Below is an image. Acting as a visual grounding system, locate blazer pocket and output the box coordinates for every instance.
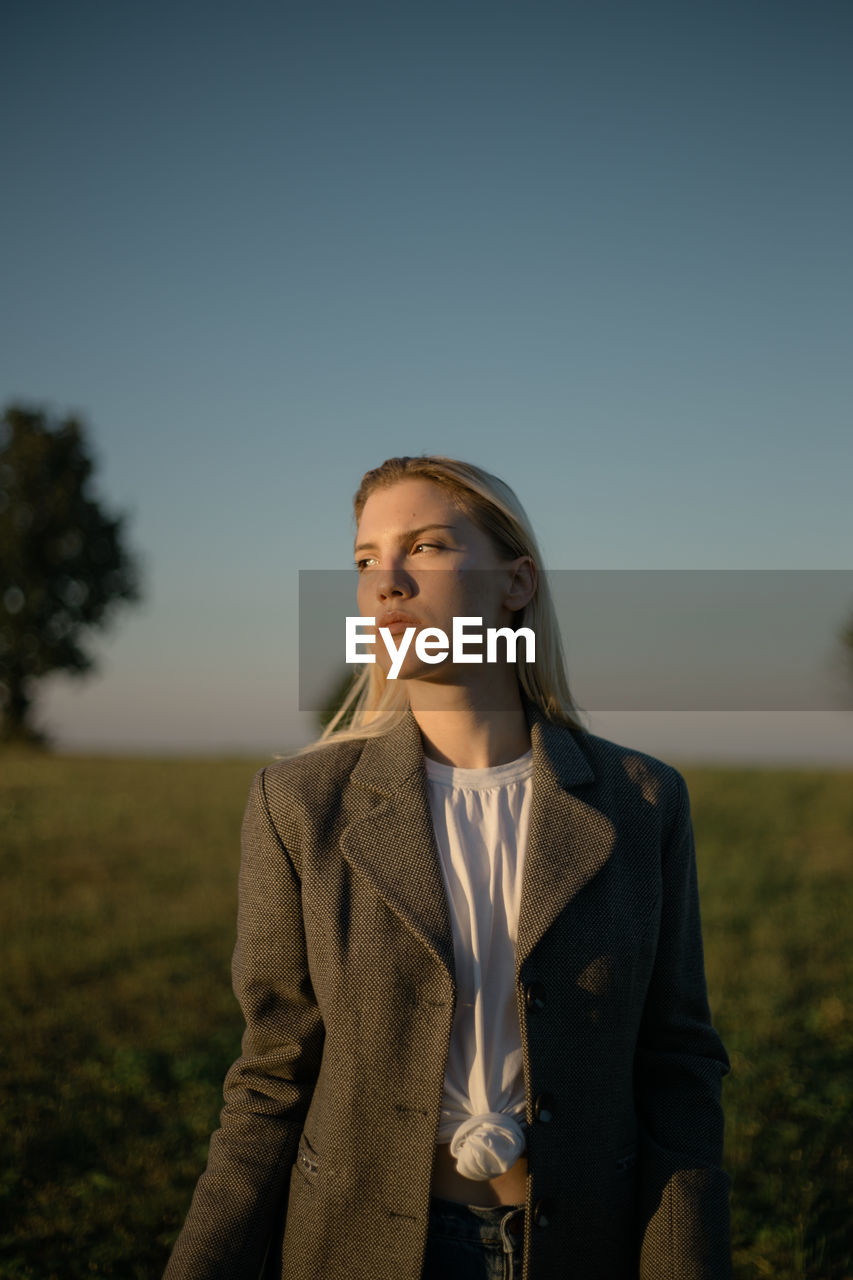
[612,1142,639,1176]
[294,1131,321,1186]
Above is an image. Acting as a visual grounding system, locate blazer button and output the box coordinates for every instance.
[534,1092,555,1123]
[525,981,546,1011]
[532,1197,555,1228]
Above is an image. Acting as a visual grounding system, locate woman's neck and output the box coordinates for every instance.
[409,682,531,769]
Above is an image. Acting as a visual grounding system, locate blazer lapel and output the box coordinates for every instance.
[515,701,604,970]
[340,705,456,979]
[339,690,602,987]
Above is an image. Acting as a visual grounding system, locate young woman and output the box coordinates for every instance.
[163,455,732,1280]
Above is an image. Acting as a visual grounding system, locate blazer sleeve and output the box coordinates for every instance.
[163,766,325,1280]
[634,770,733,1280]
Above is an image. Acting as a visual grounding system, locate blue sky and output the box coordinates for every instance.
[3,0,852,761]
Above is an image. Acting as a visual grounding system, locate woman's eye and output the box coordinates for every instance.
[353,544,443,571]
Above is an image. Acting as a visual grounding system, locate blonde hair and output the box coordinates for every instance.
[292,454,589,756]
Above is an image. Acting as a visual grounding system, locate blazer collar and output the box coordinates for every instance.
[348,689,594,796]
[340,690,603,982]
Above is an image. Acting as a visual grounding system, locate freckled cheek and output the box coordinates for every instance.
[425,588,471,632]
[454,583,493,621]
[355,584,380,622]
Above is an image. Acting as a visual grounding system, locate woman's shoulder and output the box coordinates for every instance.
[577,726,683,776]
[242,737,369,853]
[571,726,686,815]
[254,736,367,800]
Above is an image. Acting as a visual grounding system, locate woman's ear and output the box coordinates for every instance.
[504,557,536,613]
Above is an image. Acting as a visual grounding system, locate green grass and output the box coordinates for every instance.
[0,751,851,1278]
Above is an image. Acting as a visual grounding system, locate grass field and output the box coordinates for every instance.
[1,749,851,1279]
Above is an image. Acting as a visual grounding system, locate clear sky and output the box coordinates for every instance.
[3,0,852,763]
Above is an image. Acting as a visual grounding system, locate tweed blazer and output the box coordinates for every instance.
[163,692,732,1280]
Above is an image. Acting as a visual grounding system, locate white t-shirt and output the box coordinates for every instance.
[423,746,534,1180]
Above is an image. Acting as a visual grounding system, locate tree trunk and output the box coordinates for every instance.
[1,671,45,745]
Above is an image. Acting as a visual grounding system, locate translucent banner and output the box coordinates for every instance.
[298,569,853,713]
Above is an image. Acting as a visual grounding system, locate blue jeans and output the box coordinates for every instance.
[421,1196,526,1280]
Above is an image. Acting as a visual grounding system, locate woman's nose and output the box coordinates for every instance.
[373,568,413,601]
[373,578,409,601]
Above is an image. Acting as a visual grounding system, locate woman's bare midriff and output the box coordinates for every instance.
[430,1142,528,1206]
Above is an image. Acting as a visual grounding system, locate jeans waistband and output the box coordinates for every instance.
[428,1195,526,1245]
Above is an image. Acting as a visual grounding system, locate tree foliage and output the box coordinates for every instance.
[0,403,143,744]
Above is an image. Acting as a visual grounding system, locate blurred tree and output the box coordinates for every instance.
[0,404,143,745]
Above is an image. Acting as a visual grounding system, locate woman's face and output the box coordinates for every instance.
[354,477,534,685]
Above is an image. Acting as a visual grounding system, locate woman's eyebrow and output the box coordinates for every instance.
[354,523,459,554]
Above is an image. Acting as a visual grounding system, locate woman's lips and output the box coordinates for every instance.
[380,619,417,636]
